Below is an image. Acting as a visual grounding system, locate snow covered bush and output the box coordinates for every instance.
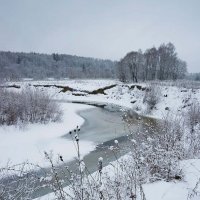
[187,100,200,133]
[147,114,184,181]
[185,100,200,158]
[143,84,161,113]
[43,137,147,200]
[0,162,40,200]
[0,88,62,125]
[126,113,184,183]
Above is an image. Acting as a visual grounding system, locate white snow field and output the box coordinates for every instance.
[9,79,200,119]
[2,79,200,200]
[0,103,94,167]
[143,159,200,200]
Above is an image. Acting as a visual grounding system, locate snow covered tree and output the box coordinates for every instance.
[118,42,187,82]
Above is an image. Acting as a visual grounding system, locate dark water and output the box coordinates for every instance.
[31,102,159,199]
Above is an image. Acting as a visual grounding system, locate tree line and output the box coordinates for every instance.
[0,42,188,81]
[0,51,117,80]
[187,73,200,81]
[118,42,187,82]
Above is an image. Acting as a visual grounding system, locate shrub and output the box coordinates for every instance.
[143,84,161,112]
[187,101,200,132]
[148,114,184,181]
[0,88,62,125]
[185,101,200,158]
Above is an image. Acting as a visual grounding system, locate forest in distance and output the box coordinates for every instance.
[1,42,199,82]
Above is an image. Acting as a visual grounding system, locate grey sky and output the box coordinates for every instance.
[0,0,199,72]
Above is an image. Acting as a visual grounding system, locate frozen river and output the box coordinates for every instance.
[33,102,158,199]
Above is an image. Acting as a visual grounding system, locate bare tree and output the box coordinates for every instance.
[144,47,159,80]
[118,43,187,82]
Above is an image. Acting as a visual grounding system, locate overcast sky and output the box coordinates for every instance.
[0,0,199,72]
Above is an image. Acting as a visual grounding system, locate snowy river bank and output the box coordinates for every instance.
[33,102,158,198]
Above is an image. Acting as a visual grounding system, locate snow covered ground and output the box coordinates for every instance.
[35,157,200,200]
[143,159,200,200]
[0,103,94,167]
[2,79,200,200]
[10,79,200,119]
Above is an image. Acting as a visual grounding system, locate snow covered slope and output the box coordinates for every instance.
[9,79,200,119]
[0,103,94,167]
